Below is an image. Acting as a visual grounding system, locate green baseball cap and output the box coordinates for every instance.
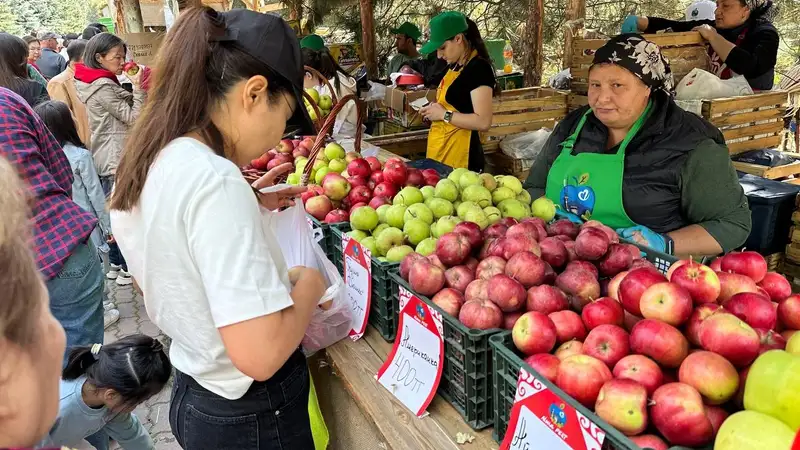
[300,34,325,51]
[420,11,469,55]
[390,22,422,41]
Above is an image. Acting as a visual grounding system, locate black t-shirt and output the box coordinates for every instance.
[442,57,496,172]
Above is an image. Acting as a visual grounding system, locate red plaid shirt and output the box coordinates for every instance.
[0,88,97,279]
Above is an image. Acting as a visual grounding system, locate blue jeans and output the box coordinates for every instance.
[169,350,314,450]
[100,175,127,271]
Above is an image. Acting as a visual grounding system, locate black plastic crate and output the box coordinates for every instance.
[626,240,679,276]
[390,271,501,430]
[738,173,800,255]
[406,158,454,178]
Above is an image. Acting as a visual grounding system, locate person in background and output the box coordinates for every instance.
[420,12,496,171]
[622,0,778,90]
[89,22,110,33]
[38,335,171,450]
[82,25,102,40]
[36,31,68,79]
[0,33,50,106]
[33,100,119,328]
[60,32,80,60]
[0,154,67,448]
[48,39,92,148]
[0,87,103,360]
[76,32,145,287]
[387,22,422,75]
[110,8,324,448]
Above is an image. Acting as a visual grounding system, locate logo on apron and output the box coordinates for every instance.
[559,173,596,220]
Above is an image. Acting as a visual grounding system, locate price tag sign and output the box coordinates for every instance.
[376,286,444,417]
[501,368,605,450]
[342,234,371,340]
[306,217,324,244]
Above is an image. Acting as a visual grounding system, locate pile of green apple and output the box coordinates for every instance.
[305,88,333,121]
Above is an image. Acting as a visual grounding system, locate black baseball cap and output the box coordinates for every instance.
[216,9,314,136]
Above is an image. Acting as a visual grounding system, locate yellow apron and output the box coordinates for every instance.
[426,51,478,169]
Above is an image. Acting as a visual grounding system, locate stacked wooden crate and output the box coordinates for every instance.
[782,198,800,286]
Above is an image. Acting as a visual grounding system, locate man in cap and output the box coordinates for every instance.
[387,22,422,75]
[36,31,67,79]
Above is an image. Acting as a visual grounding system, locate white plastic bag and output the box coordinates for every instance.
[676,68,753,101]
[267,200,352,354]
[499,129,553,161]
[363,81,387,102]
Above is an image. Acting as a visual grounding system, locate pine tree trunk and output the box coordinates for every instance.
[114,0,144,33]
[523,0,543,86]
[562,0,585,69]
[359,0,377,79]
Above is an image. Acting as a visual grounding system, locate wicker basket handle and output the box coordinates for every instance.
[303,65,339,105]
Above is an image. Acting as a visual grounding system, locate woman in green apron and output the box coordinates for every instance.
[523,34,751,257]
[419,12,496,171]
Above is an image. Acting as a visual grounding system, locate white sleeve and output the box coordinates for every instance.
[184,168,294,328]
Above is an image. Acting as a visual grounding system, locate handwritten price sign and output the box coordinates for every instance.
[376,287,444,417]
[342,234,371,340]
[501,368,606,450]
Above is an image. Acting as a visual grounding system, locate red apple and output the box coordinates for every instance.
[483,223,508,239]
[405,168,424,187]
[526,285,569,315]
[344,151,360,164]
[347,158,371,178]
[426,254,446,271]
[305,195,333,220]
[539,237,568,269]
[565,260,599,279]
[368,196,390,209]
[629,435,668,450]
[639,282,693,327]
[542,263,557,285]
[755,328,786,353]
[348,185,372,205]
[597,243,633,277]
[778,294,800,329]
[503,311,524,330]
[464,279,489,302]
[459,299,503,330]
[400,252,425,280]
[382,159,408,186]
[421,169,440,186]
[678,350,739,405]
[464,257,479,273]
[650,383,714,447]
[499,217,518,228]
[563,240,578,262]
[583,324,629,368]
[670,262,721,305]
[594,379,649,436]
[556,269,601,310]
[507,222,539,240]
[512,311,557,355]
[369,171,384,186]
[505,252,548,288]
[618,268,667,316]
[781,329,798,341]
[758,272,792,302]
[720,250,768,283]
[582,297,625,330]
[453,222,483,249]
[277,138,294,153]
[323,209,349,224]
[475,256,506,281]
[723,292,777,329]
[435,232,471,266]
[488,274,527,312]
[698,312,760,367]
[608,271,628,301]
[266,153,293,170]
[582,221,618,243]
[292,145,310,159]
[480,237,505,259]
[613,355,663,396]
[630,319,689,368]
[300,188,319,205]
[708,257,722,271]
[372,182,398,199]
[365,156,381,172]
[432,288,465,318]
[555,354,613,407]
[554,340,584,360]
[502,234,541,260]
[665,259,690,281]
[629,258,660,274]
[444,265,474,293]
[322,173,351,201]
[734,366,749,407]
[574,227,610,261]
[685,304,723,346]
[704,405,728,437]
[548,310,587,344]
[408,260,446,296]
[548,219,579,239]
[347,176,369,189]
[524,353,560,383]
[717,271,760,303]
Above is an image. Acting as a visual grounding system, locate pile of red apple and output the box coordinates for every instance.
[397,217,800,448]
[247,137,316,172]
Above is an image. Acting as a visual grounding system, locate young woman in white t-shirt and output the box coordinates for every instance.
[108,8,326,449]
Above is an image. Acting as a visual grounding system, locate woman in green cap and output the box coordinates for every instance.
[420,12,496,171]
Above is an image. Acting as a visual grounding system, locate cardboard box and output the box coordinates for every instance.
[120,32,164,66]
[384,87,437,128]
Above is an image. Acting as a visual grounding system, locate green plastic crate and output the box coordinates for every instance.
[306,215,349,262]
[390,271,501,430]
[491,332,706,449]
[330,223,401,342]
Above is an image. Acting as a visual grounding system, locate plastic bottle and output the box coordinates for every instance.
[503,40,513,74]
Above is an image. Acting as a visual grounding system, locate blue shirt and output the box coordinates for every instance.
[62,143,110,253]
[38,377,154,450]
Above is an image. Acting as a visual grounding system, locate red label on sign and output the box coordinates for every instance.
[343,234,371,340]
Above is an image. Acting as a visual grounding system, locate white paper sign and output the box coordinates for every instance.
[509,405,570,450]
[343,235,371,339]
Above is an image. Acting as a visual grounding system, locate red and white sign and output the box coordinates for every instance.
[376,286,444,417]
[501,368,606,450]
[342,234,371,340]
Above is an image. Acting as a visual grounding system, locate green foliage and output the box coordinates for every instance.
[0,0,22,34]
[3,0,104,36]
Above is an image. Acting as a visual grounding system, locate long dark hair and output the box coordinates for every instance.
[63,334,172,410]
[0,33,31,92]
[83,33,127,70]
[34,101,86,148]
[110,7,295,211]
[451,18,498,95]
[302,47,350,93]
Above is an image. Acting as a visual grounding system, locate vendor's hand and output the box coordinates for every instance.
[420,102,446,122]
[693,24,717,41]
[621,15,640,34]
[251,162,308,210]
[555,210,584,224]
[617,225,670,254]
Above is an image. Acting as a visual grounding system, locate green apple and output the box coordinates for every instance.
[314,167,331,184]
[447,168,468,185]
[404,203,434,225]
[433,215,460,238]
[376,227,404,256]
[319,94,333,110]
[294,156,308,170]
[416,237,438,256]
[453,200,461,211]
[427,198,454,219]
[286,173,301,185]
[385,204,407,228]
[312,159,327,171]
[347,230,369,242]
[463,208,489,229]
[305,88,321,103]
[393,186,424,206]
[421,185,435,201]
[498,175,523,194]
[434,179,459,202]
[324,142,346,161]
[461,185,493,208]
[498,198,529,220]
[459,171,483,190]
[484,206,502,224]
[404,218,431,245]
[492,186,516,205]
[516,189,532,205]
[376,204,391,224]
[328,158,346,174]
[373,223,390,238]
[457,201,481,219]
[350,206,379,231]
[531,196,556,221]
[361,236,378,256]
[480,173,498,191]
[386,245,415,262]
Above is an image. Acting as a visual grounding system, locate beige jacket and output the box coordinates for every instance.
[75,77,145,177]
[47,66,91,149]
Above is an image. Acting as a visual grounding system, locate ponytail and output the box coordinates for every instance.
[301,47,349,93]
[463,18,499,96]
[63,345,100,379]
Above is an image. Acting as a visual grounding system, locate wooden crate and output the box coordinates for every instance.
[766,252,785,272]
[703,91,787,155]
[570,32,709,95]
[485,151,531,181]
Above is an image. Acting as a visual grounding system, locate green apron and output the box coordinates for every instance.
[544,102,652,229]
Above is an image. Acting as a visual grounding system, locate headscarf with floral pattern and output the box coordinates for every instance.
[745,0,778,23]
[591,34,674,94]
